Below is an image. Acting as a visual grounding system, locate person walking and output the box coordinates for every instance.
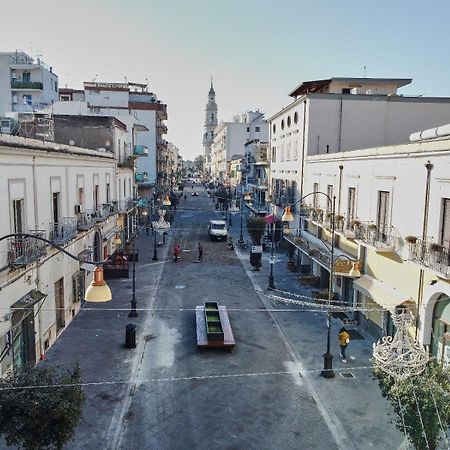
[197,242,203,262]
[338,327,350,362]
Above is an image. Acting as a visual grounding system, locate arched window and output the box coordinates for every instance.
[210,113,214,122]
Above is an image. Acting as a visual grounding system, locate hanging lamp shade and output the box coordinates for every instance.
[114,234,122,246]
[162,195,171,206]
[348,262,361,278]
[282,206,294,222]
[243,192,252,202]
[84,267,112,302]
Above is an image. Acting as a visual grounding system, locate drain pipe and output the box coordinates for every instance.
[416,160,433,339]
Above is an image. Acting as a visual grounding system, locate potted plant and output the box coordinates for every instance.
[351,219,361,229]
[429,242,443,252]
[368,224,378,231]
[404,235,417,245]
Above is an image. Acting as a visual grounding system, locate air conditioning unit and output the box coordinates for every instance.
[74,204,85,214]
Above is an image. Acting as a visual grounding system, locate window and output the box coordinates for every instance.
[377,191,390,239]
[23,95,32,105]
[272,124,276,133]
[294,112,298,124]
[347,188,356,226]
[440,198,450,248]
[94,185,99,211]
[292,141,298,160]
[210,131,213,138]
[280,144,284,162]
[106,183,110,203]
[342,88,351,94]
[246,127,250,132]
[281,119,285,130]
[12,199,24,234]
[313,183,319,208]
[326,185,333,213]
[22,72,30,82]
[255,127,260,132]
[52,193,60,224]
[210,113,214,122]
[271,147,276,162]
[286,142,291,161]
[287,116,291,127]
[78,188,84,206]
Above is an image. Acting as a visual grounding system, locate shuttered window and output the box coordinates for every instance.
[327,185,333,213]
[347,188,356,226]
[313,183,319,208]
[441,198,450,248]
[377,191,390,237]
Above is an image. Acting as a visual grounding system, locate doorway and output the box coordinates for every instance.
[55,278,65,332]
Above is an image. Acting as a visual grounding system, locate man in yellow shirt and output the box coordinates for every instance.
[338,327,350,362]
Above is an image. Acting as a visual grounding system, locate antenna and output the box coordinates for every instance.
[124,75,128,84]
[363,65,367,78]
[92,74,98,82]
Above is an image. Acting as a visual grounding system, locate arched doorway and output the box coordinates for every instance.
[93,231,102,262]
[431,294,450,363]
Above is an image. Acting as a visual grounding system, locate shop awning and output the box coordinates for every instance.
[353,275,412,311]
[11,290,47,324]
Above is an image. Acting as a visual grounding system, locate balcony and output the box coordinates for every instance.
[135,172,149,183]
[118,198,134,213]
[76,211,97,231]
[133,145,148,157]
[407,238,450,278]
[354,223,401,253]
[11,81,43,90]
[117,157,134,169]
[7,230,47,267]
[49,218,77,244]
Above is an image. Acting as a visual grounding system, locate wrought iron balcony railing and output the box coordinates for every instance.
[407,238,450,278]
[8,230,47,267]
[76,211,97,231]
[49,218,77,244]
[11,81,43,90]
[133,145,148,157]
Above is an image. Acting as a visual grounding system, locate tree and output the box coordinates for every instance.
[194,155,204,172]
[0,363,85,450]
[374,360,450,450]
[246,216,266,271]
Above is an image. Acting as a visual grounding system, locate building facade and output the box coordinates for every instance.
[210,111,268,181]
[285,126,450,362]
[0,51,58,115]
[0,135,120,376]
[268,77,450,224]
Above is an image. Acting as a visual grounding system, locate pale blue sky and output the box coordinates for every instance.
[2,0,450,159]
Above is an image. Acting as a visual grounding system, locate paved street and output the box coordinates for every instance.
[15,183,404,450]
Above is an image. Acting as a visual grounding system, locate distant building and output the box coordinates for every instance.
[210,111,268,182]
[0,51,58,115]
[202,78,218,175]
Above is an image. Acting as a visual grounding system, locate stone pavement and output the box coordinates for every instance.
[227,219,405,449]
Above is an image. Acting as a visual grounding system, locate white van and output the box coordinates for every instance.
[208,220,228,241]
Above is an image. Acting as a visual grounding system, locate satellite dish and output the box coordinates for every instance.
[105,141,111,147]
[69,139,75,146]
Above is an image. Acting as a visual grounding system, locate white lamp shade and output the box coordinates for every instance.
[162,195,171,206]
[282,206,294,222]
[84,267,112,302]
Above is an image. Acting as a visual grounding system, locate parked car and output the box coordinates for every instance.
[191,192,199,196]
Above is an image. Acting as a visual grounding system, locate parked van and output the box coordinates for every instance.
[208,220,228,241]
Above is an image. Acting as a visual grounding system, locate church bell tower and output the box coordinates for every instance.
[203,77,218,174]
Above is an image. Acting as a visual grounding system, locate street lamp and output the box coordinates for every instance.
[282,192,340,378]
[1,233,112,302]
[151,209,171,261]
[264,211,278,289]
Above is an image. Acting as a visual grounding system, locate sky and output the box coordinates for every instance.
[2,0,450,160]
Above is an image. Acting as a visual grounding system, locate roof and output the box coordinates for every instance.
[288,77,412,98]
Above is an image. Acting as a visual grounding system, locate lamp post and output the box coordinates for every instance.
[1,233,112,302]
[240,191,252,245]
[266,208,277,290]
[282,192,338,378]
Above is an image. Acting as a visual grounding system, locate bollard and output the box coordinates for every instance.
[125,323,137,349]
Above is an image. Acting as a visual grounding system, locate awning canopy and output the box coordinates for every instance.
[11,290,46,310]
[80,262,97,272]
[353,275,412,312]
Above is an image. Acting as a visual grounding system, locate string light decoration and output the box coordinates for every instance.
[373,310,428,380]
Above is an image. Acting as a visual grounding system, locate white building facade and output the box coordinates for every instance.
[0,135,120,376]
[269,77,450,222]
[0,51,58,115]
[210,111,268,182]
